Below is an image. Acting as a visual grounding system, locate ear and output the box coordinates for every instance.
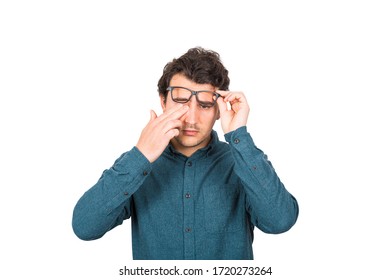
[160,95,166,111]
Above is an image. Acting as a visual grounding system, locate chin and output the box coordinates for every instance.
[175,136,201,148]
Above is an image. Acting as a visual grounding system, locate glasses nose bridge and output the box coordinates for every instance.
[187,89,200,102]
[190,89,199,96]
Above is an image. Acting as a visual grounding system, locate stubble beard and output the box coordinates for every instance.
[174,134,206,148]
[171,130,212,156]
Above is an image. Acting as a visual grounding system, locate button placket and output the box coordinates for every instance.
[183,159,195,259]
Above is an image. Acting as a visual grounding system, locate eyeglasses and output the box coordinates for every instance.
[166,86,220,108]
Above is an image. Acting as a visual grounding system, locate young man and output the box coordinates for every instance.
[72,47,299,260]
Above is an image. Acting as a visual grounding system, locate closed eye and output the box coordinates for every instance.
[198,102,214,109]
[173,98,189,103]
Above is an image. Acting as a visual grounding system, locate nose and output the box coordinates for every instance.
[182,98,198,124]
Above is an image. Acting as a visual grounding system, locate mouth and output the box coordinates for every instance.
[182,129,199,136]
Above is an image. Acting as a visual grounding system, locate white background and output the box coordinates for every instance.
[1,1,389,279]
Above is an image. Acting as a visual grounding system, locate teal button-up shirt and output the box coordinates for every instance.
[72,127,298,259]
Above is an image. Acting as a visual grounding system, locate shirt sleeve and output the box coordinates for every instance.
[72,146,152,240]
[224,126,299,234]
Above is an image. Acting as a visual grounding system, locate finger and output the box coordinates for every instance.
[217,96,228,114]
[150,110,157,121]
[165,128,180,140]
[218,91,237,103]
[162,104,189,122]
[216,90,230,95]
[225,92,247,104]
[223,92,234,102]
[158,103,188,122]
[162,119,183,134]
[216,90,230,98]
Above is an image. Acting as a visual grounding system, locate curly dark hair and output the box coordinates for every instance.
[158,47,230,101]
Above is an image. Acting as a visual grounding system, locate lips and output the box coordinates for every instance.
[183,130,198,136]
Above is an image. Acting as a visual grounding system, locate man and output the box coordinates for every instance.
[72,47,299,260]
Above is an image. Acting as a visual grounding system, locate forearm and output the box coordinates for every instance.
[225,127,299,233]
[72,147,151,240]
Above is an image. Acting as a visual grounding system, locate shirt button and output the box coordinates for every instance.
[234,138,240,144]
[187,161,192,167]
[143,171,148,176]
[185,228,191,233]
[124,192,129,196]
[185,193,191,199]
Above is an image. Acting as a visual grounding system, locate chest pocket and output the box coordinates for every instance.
[202,184,245,233]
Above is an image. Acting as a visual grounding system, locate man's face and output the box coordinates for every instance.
[161,73,220,157]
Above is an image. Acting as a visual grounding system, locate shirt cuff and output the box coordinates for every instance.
[224,126,264,156]
[112,146,152,175]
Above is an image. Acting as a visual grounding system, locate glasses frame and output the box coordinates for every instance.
[166,86,221,108]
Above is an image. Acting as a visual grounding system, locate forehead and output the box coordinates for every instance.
[170,73,215,91]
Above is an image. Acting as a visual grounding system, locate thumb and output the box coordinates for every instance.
[217,97,228,115]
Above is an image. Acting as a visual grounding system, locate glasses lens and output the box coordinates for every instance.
[197,91,217,103]
[171,87,192,103]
